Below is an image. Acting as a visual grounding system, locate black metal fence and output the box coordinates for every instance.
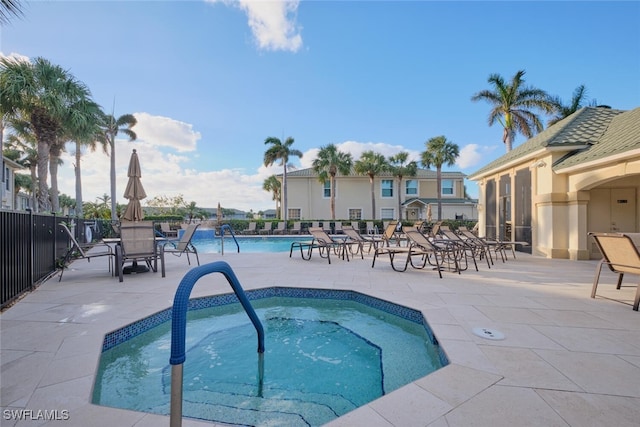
[0,211,110,309]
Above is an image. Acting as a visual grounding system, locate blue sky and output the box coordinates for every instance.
[2,0,639,212]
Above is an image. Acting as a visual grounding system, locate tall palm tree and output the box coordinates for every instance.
[387,152,417,221]
[471,70,557,152]
[312,144,353,220]
[262,175,281,218]
[263,136,302,221]
[421,135,460,221]
[548,85,589,126]
[1,56,97,211]
[100,111,137,221]
[354,150,388,220]
[0,0,23,24]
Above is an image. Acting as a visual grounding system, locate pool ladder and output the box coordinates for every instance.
[169,261,264,427]
[219,223,240,254]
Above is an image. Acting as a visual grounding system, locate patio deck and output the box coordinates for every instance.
[1,249,639,426]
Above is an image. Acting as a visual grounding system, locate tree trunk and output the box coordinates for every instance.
[436,167,442,221]
[397,176,403,220]
[505,129,514,152]
[36,139,51,211]
[369,174,376,220]
[49,144,61,213]
[330,174,336,220]
[30,165,37,212]
[75,141,83,217]
[282,165,288,221]
[109,135,117,221]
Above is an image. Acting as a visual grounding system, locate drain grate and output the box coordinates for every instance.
[472,327,505,340]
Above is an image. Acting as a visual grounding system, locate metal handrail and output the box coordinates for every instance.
[219,223,240,254]
[169,261,264,427]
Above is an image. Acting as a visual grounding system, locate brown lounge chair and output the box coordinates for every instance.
[589,232,640,311]
[308,227,350,263]
[58,223,114,281]
[161,223,200,273]
[372,229,448,276]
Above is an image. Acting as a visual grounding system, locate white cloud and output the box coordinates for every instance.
[300,141,423,168]
[457,143,498,169]
[0,51,30,63]
[209,0,303,52]
[133,112,201,153]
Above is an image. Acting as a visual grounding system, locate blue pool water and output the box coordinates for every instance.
[193,235,311,253]
[93,289,448,426]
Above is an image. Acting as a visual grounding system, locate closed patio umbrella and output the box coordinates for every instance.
[122,149,147,222]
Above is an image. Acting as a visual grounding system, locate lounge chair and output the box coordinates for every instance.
[161,223,200,273]
[334,222,345,234]
[589,232,640,311]
[342,225,378,255]
[243,222,257,235]
[458,226,504,263]
[259,222,273,235]
[366,221,378,235]
[371,229,447,276]
[160,222,178,238]
[58,223,114,281]
[116,221,165,282]
[308,227,350,263]
[438,225,488,270]
[272,221,287,235]
[290,221,302,234]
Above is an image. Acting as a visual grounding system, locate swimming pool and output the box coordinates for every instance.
[93,288,448,426]
[194,235,312,253]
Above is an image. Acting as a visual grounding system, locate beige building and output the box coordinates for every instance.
[1,156,22,211]
[282,168,476,221]
[468,106,640,260]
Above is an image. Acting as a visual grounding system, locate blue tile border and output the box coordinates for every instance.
[100,287,449,366]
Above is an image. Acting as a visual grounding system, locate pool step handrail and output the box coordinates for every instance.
[169,261,264,427]
[219,223,240,254]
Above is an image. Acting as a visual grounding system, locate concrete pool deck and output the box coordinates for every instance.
[1,247,639,426]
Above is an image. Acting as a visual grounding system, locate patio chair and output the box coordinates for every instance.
[58,223,114,282]
[438,225,489,270]
[589,232,640,311]
[161,223,200,274]
[343,225,378,255]
[334,222,345,234]
[160,222,178,238]
[272,221,287,235]
[243,222,257,235]
[371,230,447,275]
[259,222,273,235]
[366,221,378,235]
[116,221,165,282]
[458,226,504,263]
[308,227,350,263]
[290,221,302,234]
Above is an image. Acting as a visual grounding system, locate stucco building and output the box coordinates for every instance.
[281,168,476,221]
[468,106,640,260]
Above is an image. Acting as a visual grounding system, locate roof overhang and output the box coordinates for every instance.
[554,147,640,174]
[468,148,547,181]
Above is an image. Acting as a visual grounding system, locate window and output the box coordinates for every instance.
[288,208,301,220]
[323,181,331,198]
[348,209,362,220]
[381,208,395,219]
[381,180,393,197]
[405,180,417,196]
[5,167,9,191]
[441,179,454,196]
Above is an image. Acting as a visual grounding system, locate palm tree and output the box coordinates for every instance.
[421,136,460,221]
[471,70,557,152]
[263,136,302,221]
[548,85,589,126]
[354,150,388,220]
[387,152,417,221]
[1,56,97,211]
[100,111,137,221]
[312,144,353,220]
[262,175,281,217]
[0,0,23,24]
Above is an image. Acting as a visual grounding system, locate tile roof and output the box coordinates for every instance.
[467,107,636,179]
